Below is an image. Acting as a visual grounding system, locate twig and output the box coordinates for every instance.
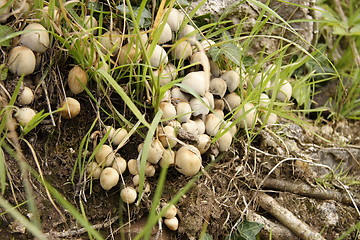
[255,178,360,207]
[256,192,325,240]
[45,215,119,238]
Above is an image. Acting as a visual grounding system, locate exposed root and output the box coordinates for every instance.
[256,178,360,207]
[256,192,325,240]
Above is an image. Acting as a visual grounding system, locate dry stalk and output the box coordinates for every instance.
[256,192,325,240]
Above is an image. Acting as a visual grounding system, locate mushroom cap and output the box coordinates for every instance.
[158,23,173,44]
[99,31,122,55]
[180,71,209,97]
[166,8,184,32]
[120,187,137,204]
[259,93,271,108]
[210,78,227,98]
[112,156,127,174]
[162,203,177,219]
[100,167,119,190]
[176,101,192,123]
[235,102,257,129]
[159,149,175,168]
[189,97,210,117]
[172,41,192,60]
[182,120,199,135]
[171,87,190,103]
[270,79,292,102]
[20,23,50,53]
[216,131,232,152]
[159,125,177,149]
[221,70,240,93]
[84,15,98,34]
[205,113,222,136]
[68,66,88,94]
[164,217,179,231]
[111,128,128,146]
[196,134,211,154]
[87,162,102,179]
[15,107,36,126]
[18,86,34,105]
[224,92,241,111]
[95,144,115,166]
[127,159,139,175]
[118,44,138,65]
[175,145,202,176]
[8,46,36,76]
[193,118,206,135]
[261,111,277,125]
[60,97,81,119]
[149,45,168,68]
[179,25,197,44]
[159,101,176,121]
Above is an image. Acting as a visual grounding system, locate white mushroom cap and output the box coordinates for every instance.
[164,63,178,80]
[111,128,128,146]
[214,99,225,110]
[261,111,278,125]
[87,162,102,179]
[193,118,206,135]
[20,23,50,53]
[224,92,241,111]
[210,78,227,98]
[141,139,164,164]
[84,15,98,34]
[149,45,168,68]
[162,203,177,219]
[176,101,192,123]
[259,93,271,108]
[0,0,11,23]
[270,79,292,102]
[200,39,216,51]
[100,167,119,190]
[112,156,127,174]
[8,46,36,76]
[164,217,179,231]
[216,131,232,152]
[221,70,240,93]
[60,97,81,119]
[182,120,198,135]
[145,162,156,177]
[160,101,177,121]
[154,68,172,86]
[158,23,173,44]
[18,87,34,105]
[190,51,209,67]
[189,97,210,117]
[251,73,271,90]
[205,113,222,136]
[171,87,190,103]
[159,149,175,168]
[118,44,138,65]
[235,103,257,129]
[179,25,197,44]
[159,125,177,148]
[181,71,209,97]
[95,144,115,166]
[175,145,202,176]
[172,41,192,60]
[204,91,215,110]
[15,107,36,126]
[99,31,122,55]
[120,187,137,204]
[166,8,184,32]
[196,134,211,154]
[209,60,221,78]
[127,159,139,175]
[67,65,88,94]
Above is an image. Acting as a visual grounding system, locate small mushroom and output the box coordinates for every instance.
[154,68,171,86]
[145,162,156,177]
[149,45,168,68]
[164,217,179,231]
[60,97,81,119]
[138,139,164,164]
[176,101,192,123]
[166,8,184,32]
[204,91,215,109]
[15,107,36,126]
[221,70,240,93]
[182,120,198,135]
[159,101,176,121]
[171,87,190,103]
[128,159,139,175]
[118,44,138,65]
[111,128,128,147]
[132,174,140,186]
[0,0,11,23]
[270,79,292,102]
[200,39,216,51]
[99,31,122,55]
[18,86,34,105]
[8,46,36,76]
[95,144,115,166]
[235,103,257,129]
[87,162,102,179]
[214,99,225,110]
[120,187,137,204]
[224,92,241,111]
[159,125,177,148]
[162,203,177,219]
[210,78,227,98]
[196,134,211,154]
[175,145,202,176]
[251,73,271,90]
[164,63,178,80]
[83,15,98,34]
[260,111,277,125]
[112,156,127,174]
[100,167,119,190]
[205,113,222,136]
[172,41,192,60]
[158,23,172,44]
[189,97,210,117]
[193,118,205,135]
[259,93,271,108]
[20,23,50,53]
[159,149,175,168]
[216,131,232,152]
[67,65,88,94]
[179,25,197,44]
[181,71,209,97]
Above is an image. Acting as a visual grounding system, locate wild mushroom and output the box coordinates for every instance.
[111,128,128,147]
[159,101,176,121]
[83,15,98,34]
[179,25,197,44]
[112,156,127,174]
[189,97,210,117]
[18,86,34,105]
[176,101,192,123]
[159,149,175,168]
[210,78,227,98]
[180,71,209,97]
[193,118,205,135]
[235,103,257,129]
[159,125,177,148]
[224,92,241,111]
[60,97,81,119]
[164,217,179,231]
[87,162,102,179]
[149,45,168,68]
[196,134,211,154]
[100,167,119,190]
[8,46,36,76]
[162,203,177,219]
[67,65,88,94]
[127,159,139,175]
[182,120,199,135]
[158,23,172,44]
[175,145,202,176]
[205,113,222,136]
[270,79,292,102]
[221,70,240,93]
[171,87,190,103]
[99,31,122,55]
[15,107,36,126]
[216,131,232,152]
[95,144,115,166]
[118,44,138,65]
[166,8,184,32]
[120,187,137,204]
[261,111,277,125]
[20,23,50,53]
[172,41,192,60]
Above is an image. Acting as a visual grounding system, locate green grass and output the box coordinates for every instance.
[1,0,359,239]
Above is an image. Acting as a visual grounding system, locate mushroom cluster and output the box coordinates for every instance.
[161,203,179,231]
